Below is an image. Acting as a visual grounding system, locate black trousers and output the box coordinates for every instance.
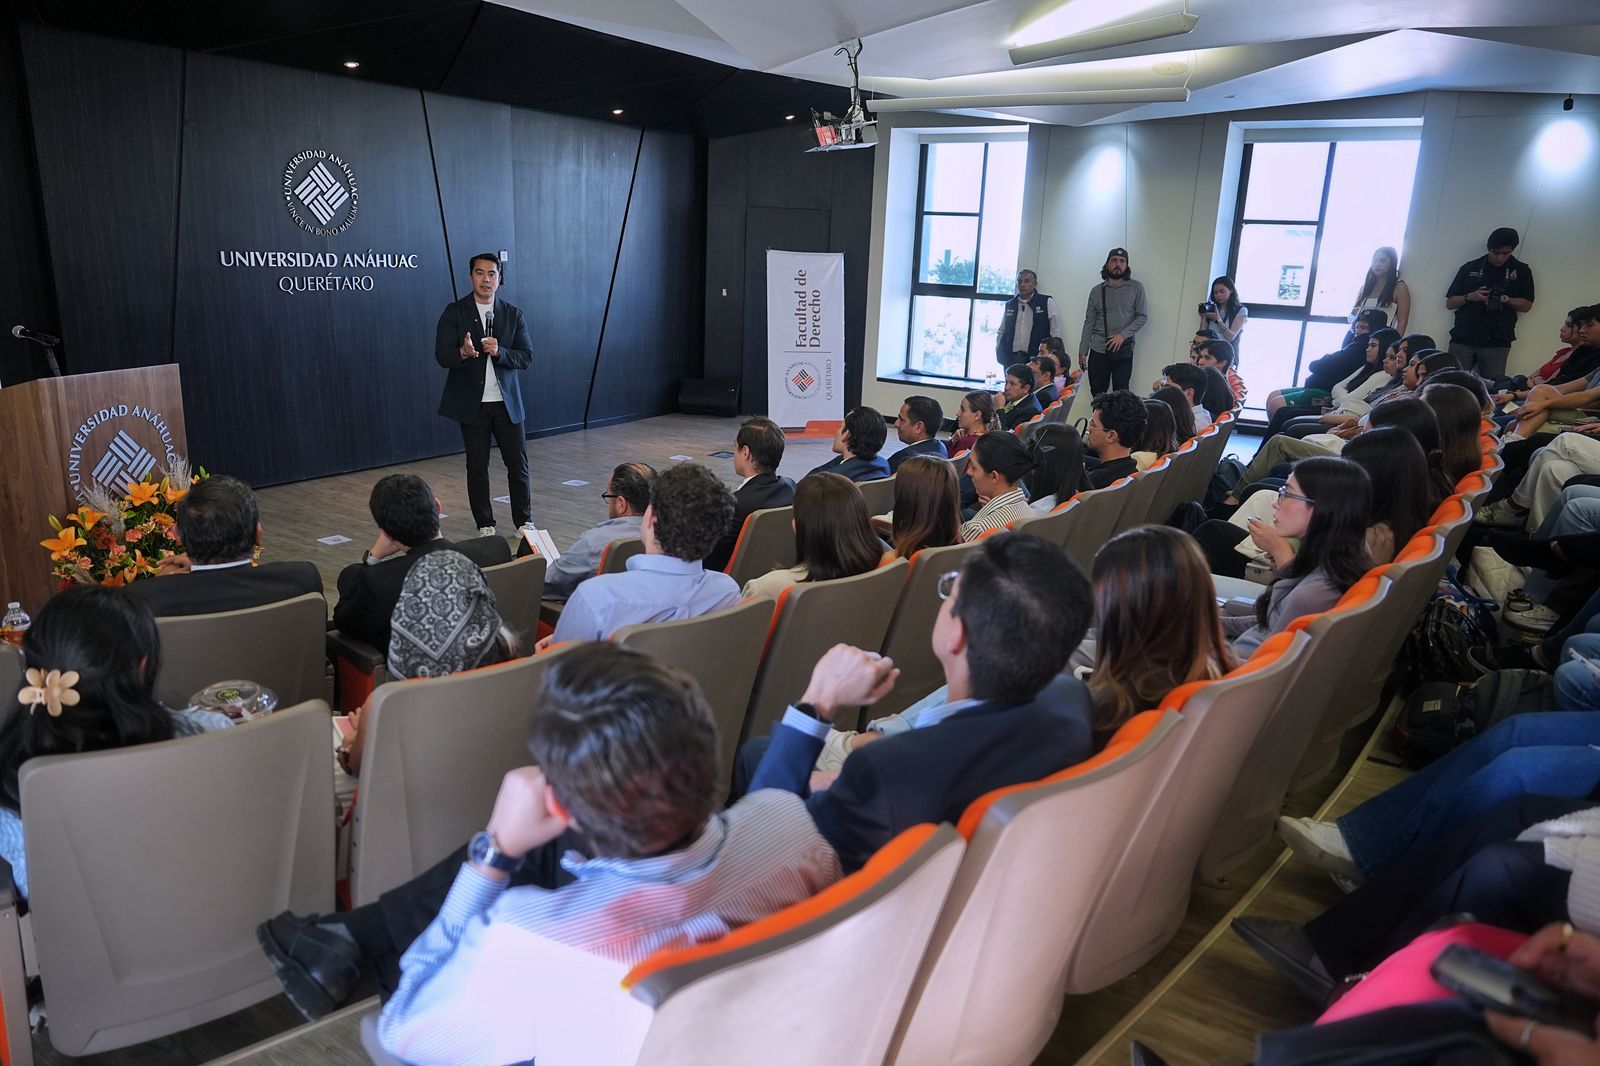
[1305,794,1586,979]
[339,829,582,996]
[1194,520,1250,578]
[461,401,533,529]
[1264,405,1324,437]
[1484,432,1557,504]
[1087,350,1132,395]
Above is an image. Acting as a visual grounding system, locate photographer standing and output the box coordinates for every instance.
[1197,274,1248,357]
[1445,227,1536,380]
[1078,247,1149,396]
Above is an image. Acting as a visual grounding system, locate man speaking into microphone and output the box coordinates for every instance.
[434,253,535,537]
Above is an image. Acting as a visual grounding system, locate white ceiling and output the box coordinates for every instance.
[491,0,1600,125]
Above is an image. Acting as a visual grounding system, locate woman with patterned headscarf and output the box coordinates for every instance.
[337,550,516,779]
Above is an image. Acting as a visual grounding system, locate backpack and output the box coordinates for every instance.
[1393,568,1498,692]
[1204,455,1248,510]
[1393,669,1556,768]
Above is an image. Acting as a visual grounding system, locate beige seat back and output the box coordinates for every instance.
[1059,481,1131,573]
[1333,531,1450,729]
[869,542,983,722]
[724,506,797,589]
[1065,630,1308,992]
[856,477,896,515]
[153,592,326,708]
[600,537,645,575]
[20,702,334,1057]
[481,554,546,650]
[614,597,777,794]
[1144,439,1200,525]
[1001,502,1073,550]
[348,645,581,905]
[888,711,1181,1066]
[741,560,908,745]
[1115,460,1168,529]
[1176,423,1227,504]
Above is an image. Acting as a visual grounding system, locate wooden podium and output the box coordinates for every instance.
[0,366,187,615]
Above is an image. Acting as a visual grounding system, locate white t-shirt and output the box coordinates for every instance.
[476,301,502,403]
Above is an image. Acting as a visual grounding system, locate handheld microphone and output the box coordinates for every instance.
[11,325,61,347]
[484,311,495,339]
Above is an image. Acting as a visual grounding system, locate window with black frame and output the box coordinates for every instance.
[1226,137,1420,415]
[905,139,1028,381]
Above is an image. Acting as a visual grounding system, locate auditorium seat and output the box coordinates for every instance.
[887,710,1180,1066]
[867,541,984,723]
[723,506,798,590]
[481,553,545,651]
[153,592,326,710]
[0,646,18,730]
[739,559,908,746]
[1057,480,1132,574]
[614,597,776,795]
[0,701,333,1064]
[347,644,583,906]
[1177,422,1228,504]
[1114,458,1170,531]
[1145,436,1202,525]
[856,476,896,515]
[360,824,964,1066]
[599,536,645,575]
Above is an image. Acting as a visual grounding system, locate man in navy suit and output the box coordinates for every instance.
[808,406,891,483]
[434,254,536,538]
[705,417,797,574]
[748,533,1095,871]
[887,395,949,474]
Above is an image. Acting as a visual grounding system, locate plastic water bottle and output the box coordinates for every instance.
[983,365,1001,391]
[0,603,29,647]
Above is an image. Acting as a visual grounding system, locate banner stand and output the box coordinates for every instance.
[766,250,844,430]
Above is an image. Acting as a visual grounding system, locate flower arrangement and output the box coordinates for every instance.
[41,460,206,589]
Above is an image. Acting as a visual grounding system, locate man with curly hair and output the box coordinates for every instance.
[541,463,739,647]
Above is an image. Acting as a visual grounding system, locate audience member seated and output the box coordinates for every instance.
[331,474,510,653]
[1024,424,1087,512]
[742,473,891,599]
[1133,398,1179,471]
[1030,353,1060,408]
[884,456,961,559]
[1264,328,1399,438]
[1150,384,1197,447]
[261,643,841,1039]
[1084,390,1147,488]
[1421,381,1492,485]
[887,395,949,474]
[809,406,891,482]
[739,532,1095,871]
[123,475,322,618]
[1479,424,1600,532]
[336,551,518,779]
[948,390,997,455]
[543,463,738,647]
[1159,362,1213,430]
[1262,309,1391,416]
[1222,457,1373,656]
[1482,482,1600,605]
[1199,365,1236,422]
[0,587,232,900]
[1498,305,1600,434]
[1039,335,1070,392]
[959,433,1035,541]
[1195,337,1247,405]
[543,462,655,600]
[705,417,795,573]
[996,363,1043,431]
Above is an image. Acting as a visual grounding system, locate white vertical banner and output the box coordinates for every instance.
[766,249,844,428]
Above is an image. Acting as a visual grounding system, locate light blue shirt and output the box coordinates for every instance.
[0,706,232,900]
[777,695,983,740]
[549,554,741,644]
[543,515,643,600]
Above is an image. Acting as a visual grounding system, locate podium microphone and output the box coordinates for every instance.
[11,325,62,377]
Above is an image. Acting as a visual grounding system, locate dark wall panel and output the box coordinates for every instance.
[741,207,829,415]
[22,26,182,375]
[590,130,703,424]
[173,53,456,485]
[0,22,57,385]
[703,205,746,382]
[423,90,513,302]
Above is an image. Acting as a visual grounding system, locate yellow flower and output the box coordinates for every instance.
[151,512,176,530]
[70,505,107,529]
[125,482,159,506]
[41,528,86,560]
[162,479,187,505]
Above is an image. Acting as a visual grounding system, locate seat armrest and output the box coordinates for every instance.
[327,631,388,714]
[326,630,384,673]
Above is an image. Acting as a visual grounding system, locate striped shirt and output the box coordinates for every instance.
[960,487,1030,541]
[378,789,841,1066]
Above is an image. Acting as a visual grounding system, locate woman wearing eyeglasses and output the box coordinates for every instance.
[1223,457,1374,657]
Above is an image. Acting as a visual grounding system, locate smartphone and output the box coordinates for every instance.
[1431,944,1600,1033]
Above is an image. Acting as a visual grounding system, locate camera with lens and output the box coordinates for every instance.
[1199,300,1217,316]
[1484,286,1506,312]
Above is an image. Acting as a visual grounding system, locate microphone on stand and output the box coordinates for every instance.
[11,325,63,377]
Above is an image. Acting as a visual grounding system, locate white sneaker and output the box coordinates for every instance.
[1331,872,1362,894]
[519,523,538,538]
[1276,816,1361,880]
[1505,603,1560,633]
[1474,499,1528,530]
[477,526,497,537]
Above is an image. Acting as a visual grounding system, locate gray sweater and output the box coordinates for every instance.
[1080,280,1150,355]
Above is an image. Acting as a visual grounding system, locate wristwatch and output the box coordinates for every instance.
[468,830,524,874]
[794,701,826,722]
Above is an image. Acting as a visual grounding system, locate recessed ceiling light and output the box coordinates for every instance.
[343,60,360,69]
[785,114,796,121]
[612,108,624,115]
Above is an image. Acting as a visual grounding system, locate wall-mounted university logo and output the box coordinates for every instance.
[283,149,359,236]
[784,361,820,400]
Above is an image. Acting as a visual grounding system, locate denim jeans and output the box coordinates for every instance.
[1527,486,1600,599]
[1337,712,1600,877]
[1554,632,1600,712]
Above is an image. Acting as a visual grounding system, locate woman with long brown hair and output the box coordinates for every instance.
[742,472,890,598]
[888,456,961,559]
[1087,525,1236,739]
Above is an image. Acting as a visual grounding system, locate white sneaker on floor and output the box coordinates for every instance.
[1276,815,1362,880]
[477,526,497,537]
[519,523,538,538]
[1474,499,1528,529]
[1505,603,1560,632]
[1331,872,1362,894]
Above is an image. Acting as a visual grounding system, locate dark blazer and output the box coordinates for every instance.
[886,437,949,474]
[808,454,892,483]
[997,393,1043,431]
[1036,383,1059,409]
[751,674,1095,872]
[705,472,796,574]
[332,536,512,652]
[123,561,324,618]
[434,295,535,425]
[1086,455,1138,489]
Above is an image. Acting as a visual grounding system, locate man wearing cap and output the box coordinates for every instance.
[996,269,1061,366]
[1078,248,1148,396]
[1446,227,1536,380]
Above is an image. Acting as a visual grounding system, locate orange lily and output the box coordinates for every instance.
[70,505,108,529]
[162,480,187,504]
[125,481,159,506]
[102,571,128,588]
[41,528,86,560]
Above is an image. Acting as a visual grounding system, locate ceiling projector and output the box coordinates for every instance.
[807,39,878,152]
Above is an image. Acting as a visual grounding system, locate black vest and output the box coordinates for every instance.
[996,292,1052,364]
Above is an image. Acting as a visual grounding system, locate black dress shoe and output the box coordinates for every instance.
[1480,531,1565,572]
[256,911,365,1022]
[1130,1040,1171,1066]
[1231,916,1334,1005]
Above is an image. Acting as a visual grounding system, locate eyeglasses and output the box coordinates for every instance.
[937,570,961,601]
[1276,486,1315,505]
[600,492,621,503]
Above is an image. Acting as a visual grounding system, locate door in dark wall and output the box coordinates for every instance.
[740,206,829,416]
